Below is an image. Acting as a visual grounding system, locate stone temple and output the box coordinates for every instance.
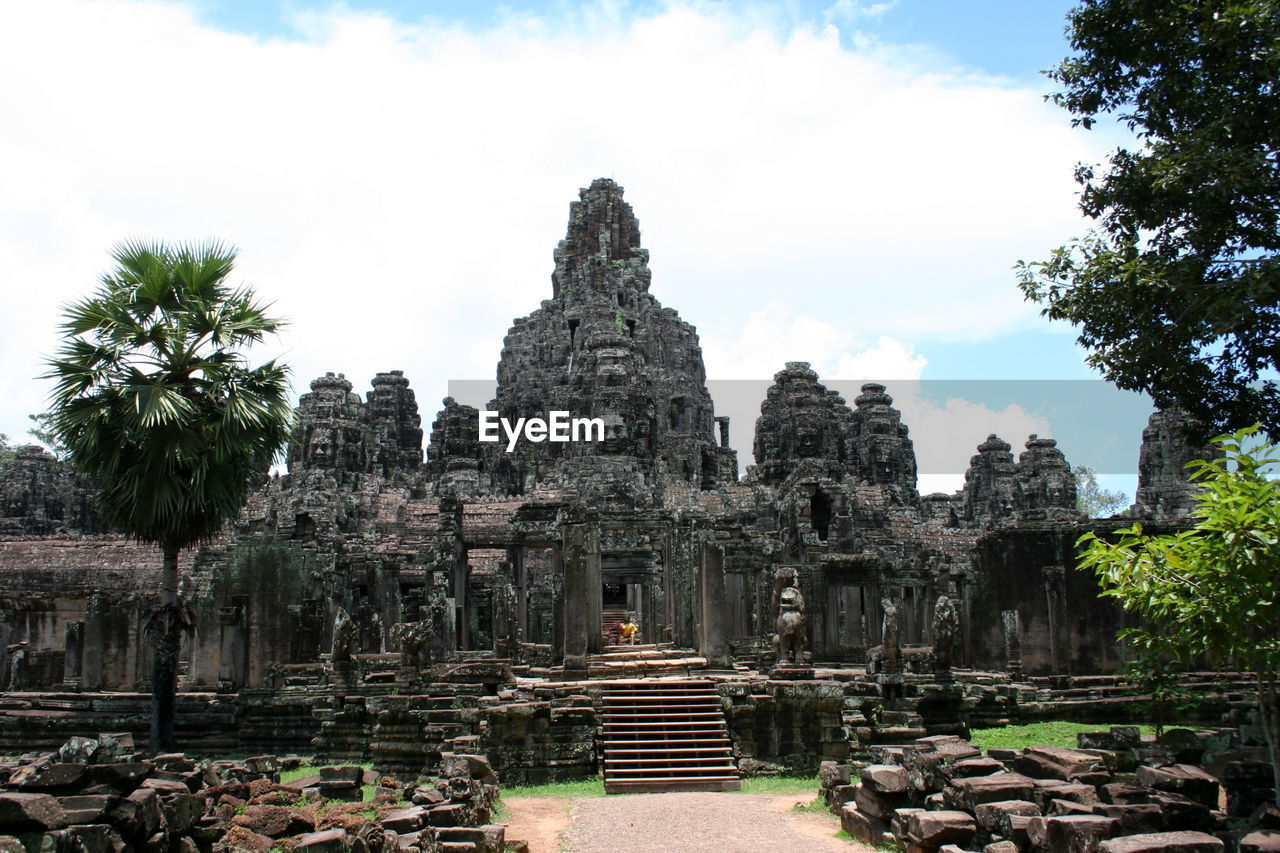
[0,179,1240,786]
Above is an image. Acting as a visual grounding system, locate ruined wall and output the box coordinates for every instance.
[967,523,1140,676]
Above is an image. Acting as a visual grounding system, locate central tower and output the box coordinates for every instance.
[485,179,736,501]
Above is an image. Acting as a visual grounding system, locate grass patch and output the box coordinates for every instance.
[278,761,372,786]
[501,778,606,798]
[969,722,1156,751]
[279,763,316,785]
[736,775,821,795]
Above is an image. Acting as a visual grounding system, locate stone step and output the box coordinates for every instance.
[600,678,738,795]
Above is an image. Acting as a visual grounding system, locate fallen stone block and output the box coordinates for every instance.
[1035,783,1101,809]
[892,807,926,844]
[123,788,163,838]
[841,806,889,845]
[1098,831,1224,853]
[855,782,912,820]
[1136,765,1220,809]
[55,794,114,825]
[1049,799,1095,815]
[0,793,68,832]
[829,784,858,810]
[1092,803,1164,835]
[1147,793,1214,832]
[8,763,87,792]
[139,777,190,795]
[380,805,428,834]
[161,793,203,835]
[428,803,467,826]
[975,800,1039,835]
[65,823,127,853]
[945,773,1038,812]
[1014,747,1110,784]
[90,764,151,792]
[1242,830,1280,853]
[820,762,852,790]
[949,757,1005,779]
[985,843,1019,853]
[1027,815,1117,853]
[907,810,977,848]
[863,764,911,794]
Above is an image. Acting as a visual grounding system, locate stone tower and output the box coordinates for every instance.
[961,434,1017,525]
[485,178,733,498]
[286,372,371,486]
[848,382,919,506]
[1131,408,1221,520]
[752,362,853,486]
[365,370,423,480]
[1013,435,1079,520]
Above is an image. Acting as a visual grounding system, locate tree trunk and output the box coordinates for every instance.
[1258,670,1280,807]
[150,543,180,754]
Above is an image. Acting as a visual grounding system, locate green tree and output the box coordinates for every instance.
[26,412,67,459]
[1074,465,1128,517]
[44,239,292,752]
[1017,0,1280,439]
[1077,426,1280,802]
[0,433,16,474]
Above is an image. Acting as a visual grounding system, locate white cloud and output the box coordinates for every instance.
[0,0,1106,452]
[700,304,926,379]
[825,0,900,24]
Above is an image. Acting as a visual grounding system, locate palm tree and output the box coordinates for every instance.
[44,239,292,752]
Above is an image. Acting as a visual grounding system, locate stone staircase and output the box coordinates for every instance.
[600,679,740,794]
[588,644,708,678]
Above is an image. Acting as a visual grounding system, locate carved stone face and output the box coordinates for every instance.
[308,429,335,468]
[601,413,629,455]
[796,429,819,458]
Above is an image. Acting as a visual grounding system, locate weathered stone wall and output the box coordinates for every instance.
[967,524,1140,676]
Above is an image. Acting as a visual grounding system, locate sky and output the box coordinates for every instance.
[0,0,1150,498]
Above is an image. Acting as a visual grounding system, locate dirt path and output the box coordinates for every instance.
[501,796,574,853]
[501,791,871,853]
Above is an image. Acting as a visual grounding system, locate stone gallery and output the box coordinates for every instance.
[0,181,1272,849]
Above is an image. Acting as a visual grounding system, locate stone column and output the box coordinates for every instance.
[585,526,603,656]
[1001,609,1023,679]
[699,543,730,668]
[1042,565,1067,674]
[560,523,592,676]
[217,603,247,691]
[551,546,564,660]
[82,595,105,690]
[63,621,85,688]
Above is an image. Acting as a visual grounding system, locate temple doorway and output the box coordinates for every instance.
[601,579,646,643]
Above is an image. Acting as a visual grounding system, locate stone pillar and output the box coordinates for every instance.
[1001,609,1023,679]
[699,543,730,668]
[560,523,592,676]
[82,595,105,690]
[585,528,603,656]
[63,621,85,688]
[1043,565,1067,675]
[494,582,521,662]
[218,602,247,691]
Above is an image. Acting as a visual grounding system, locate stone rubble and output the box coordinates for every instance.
[0,735,512,853]
[821,726,1277,853]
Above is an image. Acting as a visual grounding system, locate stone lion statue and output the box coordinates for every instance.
[773,582,807,665]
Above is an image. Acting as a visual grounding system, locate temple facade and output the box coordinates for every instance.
[0,179,1216,697]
